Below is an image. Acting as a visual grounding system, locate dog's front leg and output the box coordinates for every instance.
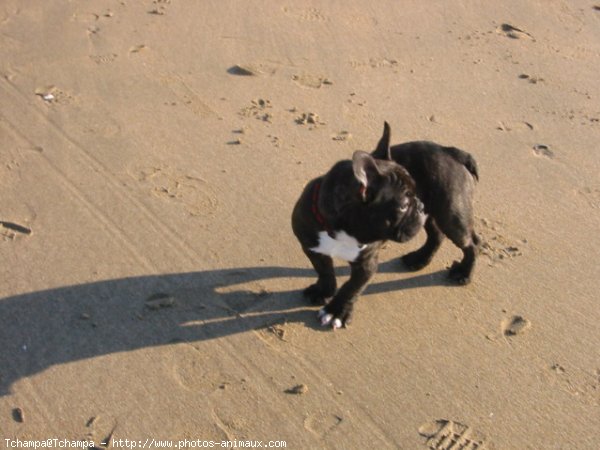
[302,248,337,304]
[318,253,378,329]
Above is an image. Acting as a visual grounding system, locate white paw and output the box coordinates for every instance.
[318,308,342,329]
[318,308,333,326]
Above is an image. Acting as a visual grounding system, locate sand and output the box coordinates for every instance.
[1,1,599,448]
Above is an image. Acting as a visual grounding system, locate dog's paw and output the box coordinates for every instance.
[303,283,334,305]
[402,249,433,271]
[448,261,472,285]
[317,308,344,329]
[317,305,352,330]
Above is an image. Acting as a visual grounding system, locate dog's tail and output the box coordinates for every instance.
[444,147,479,181]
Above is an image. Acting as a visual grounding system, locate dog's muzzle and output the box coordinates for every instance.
[395,199,427,242]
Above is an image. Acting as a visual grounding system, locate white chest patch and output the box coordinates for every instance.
[310,231,367,262]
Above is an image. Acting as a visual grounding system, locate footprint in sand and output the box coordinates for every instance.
[496,120,534,132]
[546,365,600,406]
[171,346,230,393]
[532,144,554,159]
[304,411,343,438]
[84,415,117,449]
[89,54,118,65]
[578,186,600,209]
[255,319,289,345]
[294,112,326,128]
[478,217,527,266]
[228,63,278,77]
[160,75,220,119]
[145,292,176,310]
[282,6,328,22]
[72,11,114,37]
[419,419,493,450]
[332,130,352,142]
[211,407,252,441]
[1,221,32,240]
[132,165,218,217]
[292,74,333,89]
[72,10,113,34]
[129,44,149,54]
[149,0,171,16]
[214,281,273,315]
[518,73,544,84]
[349,58,399,70]
[239,99,273,123]
[496,23,534,41]
[34,85,75,106]
[502,315,531,336]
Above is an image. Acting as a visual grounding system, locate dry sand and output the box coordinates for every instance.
[1,1,599,448]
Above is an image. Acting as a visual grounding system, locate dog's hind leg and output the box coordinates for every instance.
[445,222,478,285]
[448,242,477,285]
[402,216,444,270]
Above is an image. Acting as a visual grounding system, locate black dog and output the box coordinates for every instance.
[372,122,480,284]
[292,134,427,329]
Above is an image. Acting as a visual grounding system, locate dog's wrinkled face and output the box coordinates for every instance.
[361,163,426,243]
[334,151,426,244]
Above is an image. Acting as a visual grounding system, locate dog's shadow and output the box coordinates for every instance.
[0,260,450,396]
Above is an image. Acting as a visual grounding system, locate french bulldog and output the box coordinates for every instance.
[372,122,480,284]
[292,133,427,329]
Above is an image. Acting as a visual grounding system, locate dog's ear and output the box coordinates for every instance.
[352,151,381,201]
[372,121,391,160]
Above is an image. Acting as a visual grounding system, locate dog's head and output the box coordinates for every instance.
[318,122,426,245]
[347,150,426,243]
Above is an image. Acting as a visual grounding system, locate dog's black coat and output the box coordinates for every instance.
[292,128,426,329]
[372,122,480,285]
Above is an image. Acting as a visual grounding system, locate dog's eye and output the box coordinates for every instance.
[398,200,409,213]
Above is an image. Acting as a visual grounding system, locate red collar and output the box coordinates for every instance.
[311,181,333,234]
[311,180,367,233]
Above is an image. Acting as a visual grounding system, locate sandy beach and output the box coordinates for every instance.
[1,1,599,448]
